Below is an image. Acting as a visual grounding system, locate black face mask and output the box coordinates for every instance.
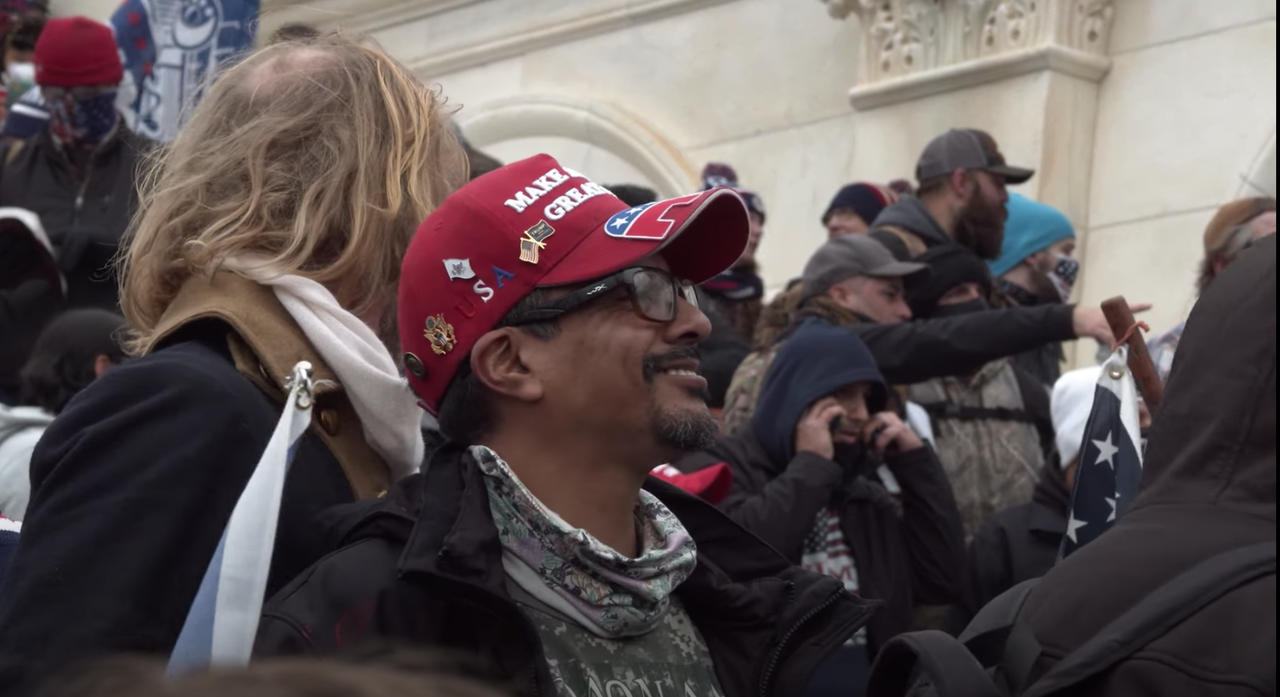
[833,441,873,478]
[931,297,989,318]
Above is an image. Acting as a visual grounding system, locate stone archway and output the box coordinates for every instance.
[455,94,696,198]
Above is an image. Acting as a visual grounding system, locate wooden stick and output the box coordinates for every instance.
[1101,296,1163,409]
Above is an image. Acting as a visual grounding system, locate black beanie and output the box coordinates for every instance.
[907,244,994,318]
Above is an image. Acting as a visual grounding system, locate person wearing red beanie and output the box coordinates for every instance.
[1,15,146,314]
[32,15,124,147]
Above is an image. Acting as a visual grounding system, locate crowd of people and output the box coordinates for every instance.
[0,12,1274,697]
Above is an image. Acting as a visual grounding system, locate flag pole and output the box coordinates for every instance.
[1101,296,1163,409]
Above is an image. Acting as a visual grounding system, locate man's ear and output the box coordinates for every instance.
[470,328,546,404]
[950,169,974,200]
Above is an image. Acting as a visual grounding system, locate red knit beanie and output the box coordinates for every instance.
[34,16,124,88]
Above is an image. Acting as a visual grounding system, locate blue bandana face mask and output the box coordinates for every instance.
[48,91,119,148]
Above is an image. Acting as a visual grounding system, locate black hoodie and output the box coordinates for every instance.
[257,443,879,697]
[1018,235,1276,696]
[678,320,965,654]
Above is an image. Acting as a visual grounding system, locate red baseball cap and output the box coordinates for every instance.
[649,463,733,505]
[399,153,750,414]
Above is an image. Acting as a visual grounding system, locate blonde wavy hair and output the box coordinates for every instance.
[119,32,467,354]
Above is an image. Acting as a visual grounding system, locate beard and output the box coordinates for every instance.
[642,347,719,453]
[954,193,1007,260]
[651,404,719,452]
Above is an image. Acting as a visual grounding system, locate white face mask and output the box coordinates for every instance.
[5,62,35,86]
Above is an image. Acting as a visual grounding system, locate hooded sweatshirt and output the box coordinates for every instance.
[869,196,952,260]
[751,319,887,465]
[680,319,965,654]
[0,405,54,521]
[1019,234,1276,696]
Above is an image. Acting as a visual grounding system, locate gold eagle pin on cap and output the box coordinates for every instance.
[424,314,457,355]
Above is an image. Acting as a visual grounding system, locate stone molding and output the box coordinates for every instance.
[262,0,740,77]
[456,94,697,197]
[822,0,1116,109]
[404,0,739,77]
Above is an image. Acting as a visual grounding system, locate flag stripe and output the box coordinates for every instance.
[168,372,313,674]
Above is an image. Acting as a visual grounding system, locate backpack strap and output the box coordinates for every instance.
[1022,540,1276,697]
[958,579,1043,694]
[868,630,1006,697]
[916,401,1041,425]
[1010,366,1055,456]
[867,581,1041,697]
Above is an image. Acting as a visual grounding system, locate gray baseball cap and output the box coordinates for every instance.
[916,128,1035,185]
[801,234,929,300]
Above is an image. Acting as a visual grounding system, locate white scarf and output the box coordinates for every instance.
[221,258,422,479]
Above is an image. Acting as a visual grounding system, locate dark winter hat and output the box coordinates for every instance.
[822,182,900,226]
[916,128,1034,185]
[907,244,994,318]
[34,16,123,88]
[701,162,765,222]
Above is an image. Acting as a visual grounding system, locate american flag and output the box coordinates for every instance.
[1060,347,1145,558]
[167,362,314,673]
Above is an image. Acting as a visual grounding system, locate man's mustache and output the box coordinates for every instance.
[641,346,702,383]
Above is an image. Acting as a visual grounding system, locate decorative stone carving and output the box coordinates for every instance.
[824,0,1115,108]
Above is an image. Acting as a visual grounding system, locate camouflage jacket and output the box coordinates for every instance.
[906,359,1047,540]
[721,287,863,436]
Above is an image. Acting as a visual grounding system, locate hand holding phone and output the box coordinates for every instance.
[860,412,923,455]
[796,398,845,460]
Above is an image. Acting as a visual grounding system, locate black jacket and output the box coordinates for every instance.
[955,464,1069,629]
[851,304,1076,386]
[681,431,964,655]
[1019,235,1276,696]
[0,321,356,697]
[0,128,148,312]
[256,443,878,697]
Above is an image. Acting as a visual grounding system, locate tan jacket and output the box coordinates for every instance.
[149,271,393,499]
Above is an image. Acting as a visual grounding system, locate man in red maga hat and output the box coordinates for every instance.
[257,154,878,696]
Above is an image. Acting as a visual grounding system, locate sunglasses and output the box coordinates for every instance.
[506,267,699,326]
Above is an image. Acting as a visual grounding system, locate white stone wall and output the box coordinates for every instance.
[1072,0,1275,364]
[58,0,1276,368]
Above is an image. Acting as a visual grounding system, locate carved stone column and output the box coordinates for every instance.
[822,0,1115,108]
[821,0,1116,274]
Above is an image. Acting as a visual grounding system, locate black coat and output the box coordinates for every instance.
[0,128,147,312]
[1019,235,1277,696]
[679,431,965,654]
[955,464,1069,629]
[0,321,356,697]
[256,443,878,697]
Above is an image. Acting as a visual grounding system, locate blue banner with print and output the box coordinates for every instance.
[111,0,259,142]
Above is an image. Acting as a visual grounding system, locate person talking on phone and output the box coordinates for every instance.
[677,318,964,697]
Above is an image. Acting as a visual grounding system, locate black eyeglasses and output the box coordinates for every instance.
[507,267,699,326]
